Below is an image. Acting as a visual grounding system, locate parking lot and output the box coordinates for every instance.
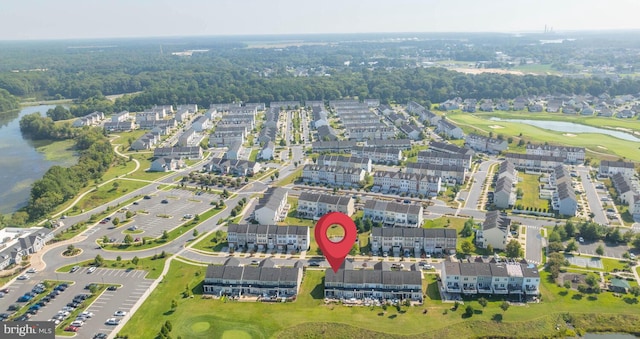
[108,189,218,240]
[1,267,153,339]
[574,239,630,259]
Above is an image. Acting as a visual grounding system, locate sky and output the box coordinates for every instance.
[1,0,640,40]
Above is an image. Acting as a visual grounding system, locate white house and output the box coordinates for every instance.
[254,187,288,225]
[476,211,511,250]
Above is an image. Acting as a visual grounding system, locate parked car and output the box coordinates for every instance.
[114,310,127,316]
[107,286,118,291]
[70,266,80,273]
[80,311,94,318]
[105,318,120,325]
[70,320,84,327]
[16,275,29,280]
[64,325,79,332]
[26,268,36,274]
[88,266,97,273]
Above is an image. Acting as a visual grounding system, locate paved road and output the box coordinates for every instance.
[525,225,545,264]
[464,159,498,210]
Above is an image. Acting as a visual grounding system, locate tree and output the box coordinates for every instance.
[124,234,133,244]
[505,239,522,258]
[161,230,169,240]
[565,240,578,253]
[170,299,178,311]
[585,273,599,288]
[125,210,133,219]
[131,256,139,265]
[500,301,510,312]
[630,286,640,297]
[94,254,104,266]
[112,217,120,226]
[116,255,122,262]
[465,305,474,317]
[194,214,200,222]
[595,244,604,256]
[461,218,474,237]
[193,229,199,237]
[486,244,494,254]
[460,240,475,254]
[564,221,576,237]
[478,297,488,308]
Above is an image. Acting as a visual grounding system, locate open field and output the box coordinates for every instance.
[74,180,148,212]
[119,261,640,339]
[515,173,550,211]
[446,112,640,161]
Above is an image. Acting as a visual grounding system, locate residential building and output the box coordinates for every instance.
[270,101,300,109]
[317,125,338,141]
[227,225,309,252]
[210,127,246,147]
[203,258,303,299]
[372,171,441,197]
[208,157,261,176]
[552,165,577,216]
[254,187,289,225]
[138,118,177,130]
[363,200,424,228]
[630,194,640,222]
[365,139,412,150]
[436,119,464,139]
[405,163,467,184]
[111,111,130,122]
[428,141,473,156]
[350,146,402,165]
[612,172,637,204]
[525,144,585,164]
[599,160,636,178]
[225,141,243,160]
[398,124,422,140]
[324,261,423,302]
[504,153,564,172]
[178,127,198,147]
[441,260,540,296]
[153,146,203,159]
[72,111,105,127]
[312,141,357,153]
[417,150,472,169]
[347,126,396,141]
[131,133,161,151]
[317,155,372,173]
[302,164,365,188]
[297,192,354,220]
[191,116,212,132]
[465,134,508,154]
[476,210,511,250]
[369,227,457,255]
[311,106,328,129]
[494,176,516,209]
[149,158,185,172]
[136,111,159,122]
[104,121,135,132]
[259,141,275,160]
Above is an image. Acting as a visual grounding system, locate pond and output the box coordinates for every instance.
[489,118,640,142]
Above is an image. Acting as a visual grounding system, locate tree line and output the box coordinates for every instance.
[0,88,19,112]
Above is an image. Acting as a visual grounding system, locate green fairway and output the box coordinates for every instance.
[446,111,640,161]
[120,261,640,339]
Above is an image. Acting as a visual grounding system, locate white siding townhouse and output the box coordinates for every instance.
[465,133,508,154]
[208,157,261,177]
[324,260,423,302]
[131,132,161,151]
[259,141,275,160]
[111,110,130,122]
[191,116,212,132]
[441,260,539,296]
[153,146,203,159]
[505,153,564,172]
[436,119,464,139]
[552,165,577,216]
[476,210,511,250]
[612,172,637,205]
[254,187,289,225]
[297,192,354,220]
[0,227,54,271]
[405,163,467,185]
[599,160,636,178]
[203,258,303,299]
[350,146,402,165]
[227,224,309,252]
[363,200,424,228]
[302,164,365,188]
[370,227,457,255]
[372,170,441,197]
[72,111,105,127]
[317,155,372,173]
[630,194,640,222]
[417,150,472,169]
[149,157,185,172]
[178,127,198,147]
[525,143,585,164]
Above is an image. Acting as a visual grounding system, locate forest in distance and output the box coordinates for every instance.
[2,32,640,117]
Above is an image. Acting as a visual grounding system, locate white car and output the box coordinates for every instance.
[105,318,120,325]
[26,268,36,274]
[114,310,127,316]
[16,275,29,280]
[70,320,84,327]
[88,266,97,273]
[80,311,94,318]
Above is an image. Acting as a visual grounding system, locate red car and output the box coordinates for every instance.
[64,326,79,332]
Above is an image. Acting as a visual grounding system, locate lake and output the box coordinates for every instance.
[489,118,640,142]
[0,105,77,215]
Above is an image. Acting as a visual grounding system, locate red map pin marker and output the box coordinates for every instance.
[314,212,357,273]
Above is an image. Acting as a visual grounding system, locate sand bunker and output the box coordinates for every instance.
[488,125,504,129]
[563,133,577,137]
[597,145,608,150]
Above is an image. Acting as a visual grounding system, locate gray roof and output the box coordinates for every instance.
[298,192,353,208]
[256,187,288,212]
[482,210,511,232]
[371,227,456,239]
[364,200,422,215]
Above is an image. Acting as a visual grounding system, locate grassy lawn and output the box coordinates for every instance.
[100,206,223,252]
[275,167,303,187]
[191,230,228,252]
[119,260,640,339]
[446,111,640,162]
[56,255,168,279]
[75,180,148,212]
[512,64,559,75]
[515,173,550,211]
[249,149,259,161]
[124,153,172,181]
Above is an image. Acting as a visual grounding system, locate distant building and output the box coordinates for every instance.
[599,160,636,178]
[441,260,540,296]
[207,157,261,176]
[254,187,289,225]
[525,143,585,164]
[363,200,424,228]
[302,164,365,188]
[227,225,309,252]
[465,134,508,154]
[370,227,456,256]
[436,119,464,139]
[297,192,354,220]
[153,146,203,159]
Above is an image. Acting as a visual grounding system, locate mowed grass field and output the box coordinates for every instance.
[515,173,550,210]
[446,111,640,162]
[120,261,640,339]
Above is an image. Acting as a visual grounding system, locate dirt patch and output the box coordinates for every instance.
[563,133,577,137]
[488,125,504,129]
[597,145,608,150]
